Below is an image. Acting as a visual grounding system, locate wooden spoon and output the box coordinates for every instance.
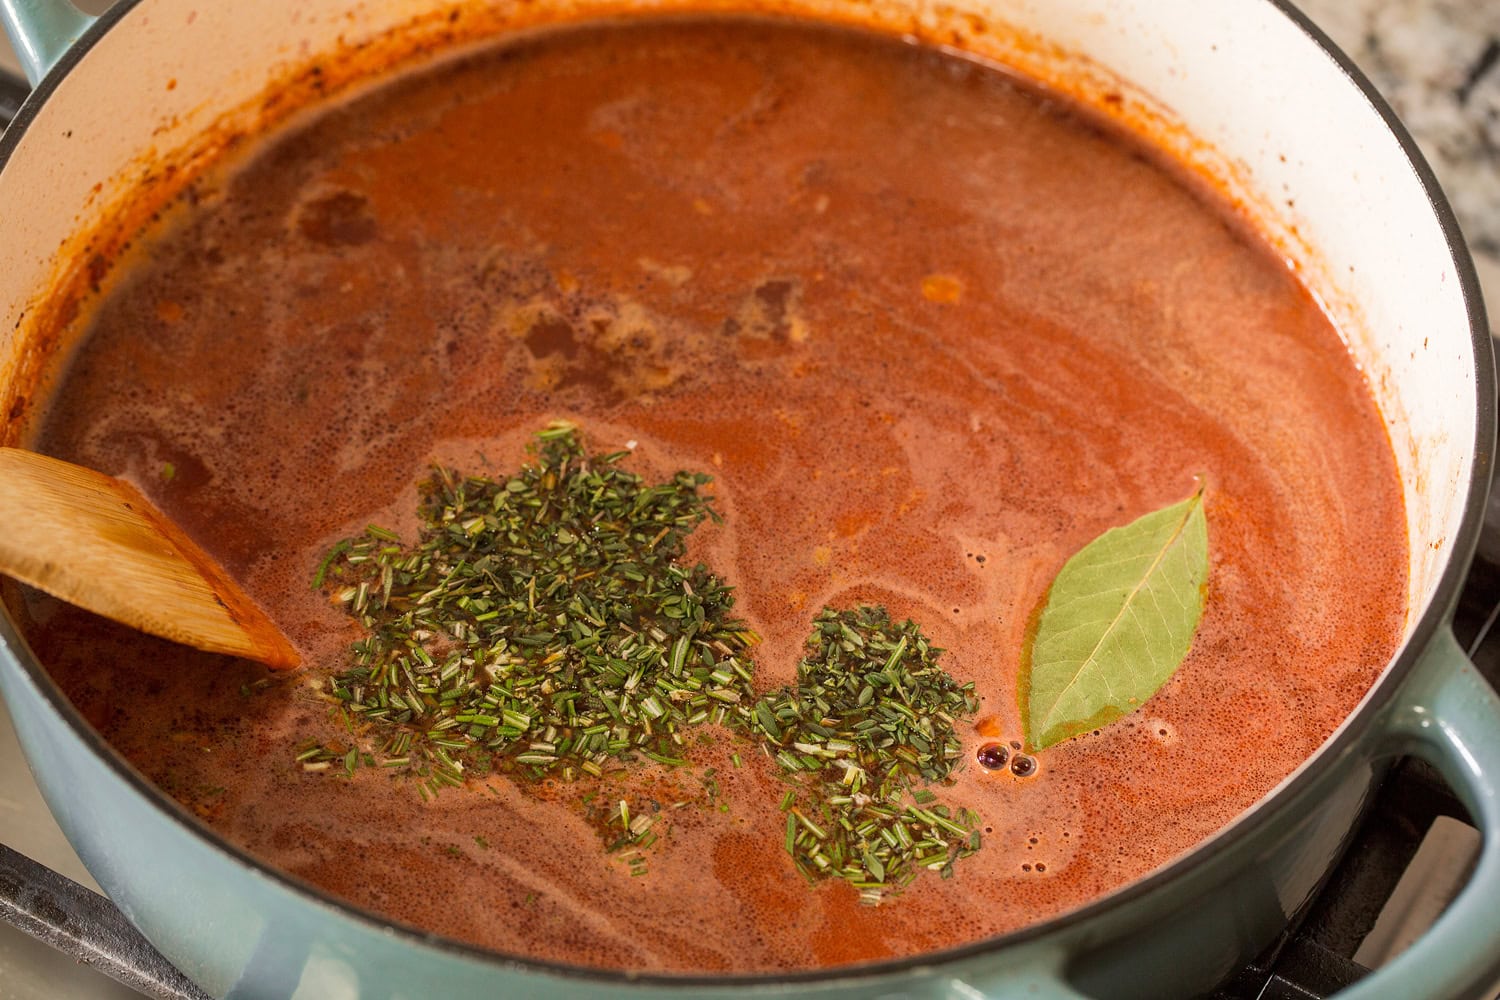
[0,448,299,669]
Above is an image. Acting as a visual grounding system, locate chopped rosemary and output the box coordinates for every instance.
[310,423,759,794]
[306,425,986,893]
[751,606,981,901]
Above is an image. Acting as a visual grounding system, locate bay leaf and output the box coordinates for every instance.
[1022,484,1209,751]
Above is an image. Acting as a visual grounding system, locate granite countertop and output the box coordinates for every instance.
[1297,0,1500,333]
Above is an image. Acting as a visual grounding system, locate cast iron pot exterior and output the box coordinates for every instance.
[0,1,1497,997]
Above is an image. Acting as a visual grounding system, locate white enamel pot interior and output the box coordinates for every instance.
[0,1,1495,998]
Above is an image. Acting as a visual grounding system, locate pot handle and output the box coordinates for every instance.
[1333,625,1500,999]
[943,626,1500,1000]
[0,0,93,86]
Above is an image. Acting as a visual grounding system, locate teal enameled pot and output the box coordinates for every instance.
[0,0,1497,997]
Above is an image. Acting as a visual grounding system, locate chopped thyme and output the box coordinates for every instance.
[751,606,981,901]
[311,423,759,795]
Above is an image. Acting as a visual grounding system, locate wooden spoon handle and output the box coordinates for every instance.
[0,448,298,669]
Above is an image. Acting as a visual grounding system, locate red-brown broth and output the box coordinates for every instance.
[13,16,1406,972]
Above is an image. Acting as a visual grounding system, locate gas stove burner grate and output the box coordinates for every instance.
[0,842,209,1000]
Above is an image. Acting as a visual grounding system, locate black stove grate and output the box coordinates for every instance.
[0,842,209,1000]
[1206,751,1476,1000]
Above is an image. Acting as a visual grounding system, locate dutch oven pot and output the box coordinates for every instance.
[0,1,1497,997]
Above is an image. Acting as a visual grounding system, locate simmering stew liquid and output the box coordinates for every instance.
[13,17,1406,972]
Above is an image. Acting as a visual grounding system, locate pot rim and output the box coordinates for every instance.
[0,0,1493,988]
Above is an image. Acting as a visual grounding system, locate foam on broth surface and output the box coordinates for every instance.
[13,17,1406,972]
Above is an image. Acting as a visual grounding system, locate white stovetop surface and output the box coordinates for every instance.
[0,2,1497,999]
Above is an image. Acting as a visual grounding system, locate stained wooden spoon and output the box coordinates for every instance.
[0,448,299,669]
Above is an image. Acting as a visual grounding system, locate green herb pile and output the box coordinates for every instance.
[304,425,985,899]
[750,607,982,903]
[305,423,759,795]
